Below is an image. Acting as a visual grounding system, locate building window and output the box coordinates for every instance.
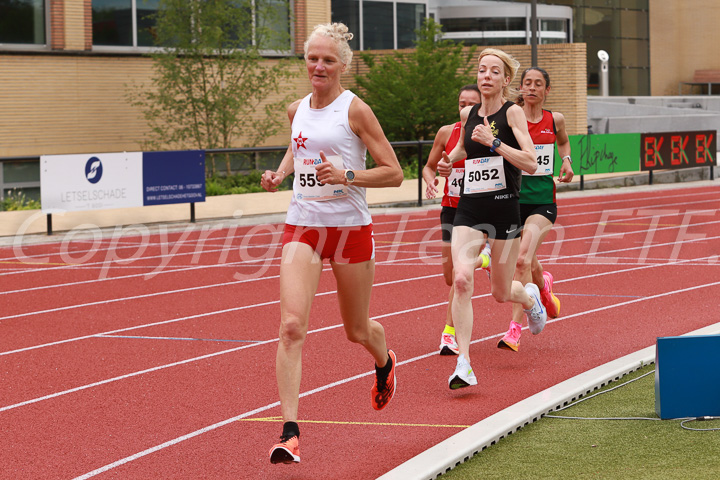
[331,0,360,50]
[539,18,568,44]
[92,0,158,47]
[0,0,46,46]
[500,0,650,95]
[397,2,425,48]
[573,3,650,95]
[363,1,394,50]
[332,0,427,50]
[255,0,292,51]
[92,0,291,52]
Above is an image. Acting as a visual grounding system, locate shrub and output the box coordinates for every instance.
[2,189,41,211]
[205,170,291,196]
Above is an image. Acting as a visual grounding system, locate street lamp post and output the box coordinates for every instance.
[531,0,537,66]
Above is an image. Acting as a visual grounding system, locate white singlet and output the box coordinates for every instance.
[286,90,371,227]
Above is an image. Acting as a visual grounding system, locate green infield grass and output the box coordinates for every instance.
[442,364,720,479]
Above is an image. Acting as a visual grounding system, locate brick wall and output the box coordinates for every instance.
[0,54,308,157]
[296,0,332,55]
[0,1,586,157]
[650,0,720,95]
[64,0,87,51]
[84,0,92,51]
[49,0,65,50]
[0,43,587,157]
[294,0,307,55]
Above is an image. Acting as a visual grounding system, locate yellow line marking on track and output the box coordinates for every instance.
[373,240,426,245]
[599,222,681,227]
[239,416,469,428]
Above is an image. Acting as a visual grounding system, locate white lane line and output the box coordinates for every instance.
[0,218,430,277]
[3,221,717,324]
[0,251,441,321]
[3,246,716,357]
[94,335,261,343]
[5,269,720,414]
[0,294,452,414]
[0,234,431,296]
[2,193,715,278]
[0,273,443,356]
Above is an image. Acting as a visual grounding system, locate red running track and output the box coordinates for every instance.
[1,183,719,479]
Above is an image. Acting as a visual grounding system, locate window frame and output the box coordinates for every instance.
[91,0,295,57]
[355,0,427,51]
[0,0,51,51]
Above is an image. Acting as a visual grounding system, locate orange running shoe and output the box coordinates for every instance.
[540,271,561,318]
[269,435,300,464]
[371,350,397,410]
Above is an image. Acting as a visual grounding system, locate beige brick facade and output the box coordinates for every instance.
[63,0,88,51]
[0,0,587,158]
[650,0,720,95]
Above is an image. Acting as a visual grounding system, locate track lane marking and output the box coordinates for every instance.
[2,193,716,278]
[238,416,471,428]
[69,277,720,479]
[3,225,718,322]
[4,272,719,415]
[1,248,716,357]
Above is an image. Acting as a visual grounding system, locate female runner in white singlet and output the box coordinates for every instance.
[261,22,403,465]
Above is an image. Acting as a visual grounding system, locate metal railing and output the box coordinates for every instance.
[0,140,436,210]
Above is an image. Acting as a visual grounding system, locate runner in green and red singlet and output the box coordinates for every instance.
[498,67,574,352]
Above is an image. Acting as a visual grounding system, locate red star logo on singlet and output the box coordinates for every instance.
[293,132,308,150]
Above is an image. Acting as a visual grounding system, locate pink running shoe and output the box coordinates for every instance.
[540,271,561,318]
[497,321,522,352]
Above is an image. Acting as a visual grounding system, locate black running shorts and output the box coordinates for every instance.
[440,206,456,243]
[520,203,557,225]
[454,195,522,240]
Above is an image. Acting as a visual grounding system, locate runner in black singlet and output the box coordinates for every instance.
[437,48,547,390]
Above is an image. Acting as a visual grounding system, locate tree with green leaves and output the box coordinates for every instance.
[126,0,300,176]
[354,18,477,146]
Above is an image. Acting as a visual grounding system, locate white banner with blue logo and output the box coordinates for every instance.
[40,150,206,213]
[41,152,144,212]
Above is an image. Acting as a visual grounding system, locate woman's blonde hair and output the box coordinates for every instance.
[478,48,521,101]
[304,23,354,68]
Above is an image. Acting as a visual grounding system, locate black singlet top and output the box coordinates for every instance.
[462,101,522,199]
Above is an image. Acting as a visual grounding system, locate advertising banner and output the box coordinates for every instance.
[41,150,206,213]
[41,152,143,213]
[143,150,206,206]
[640,130,716,171]
[559,133,640,176]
